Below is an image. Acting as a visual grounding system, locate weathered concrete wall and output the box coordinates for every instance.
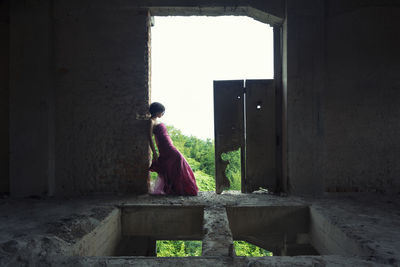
[54,1,150,195]
[8,0,399,196]
[9,0,150,196]
[322,1,400,193]
[0,0,9,193]
[284,0,325,195]
[9,0,53,197]
[285,1,400,195]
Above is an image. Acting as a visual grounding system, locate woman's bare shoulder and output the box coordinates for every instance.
[153,120,162,127]
[151,119,162,130]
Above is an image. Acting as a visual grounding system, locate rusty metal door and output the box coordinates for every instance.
[214,79,276,193]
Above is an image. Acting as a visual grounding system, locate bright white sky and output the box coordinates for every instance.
[151,16,273,140]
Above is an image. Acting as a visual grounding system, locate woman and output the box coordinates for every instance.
[148,102,199,196]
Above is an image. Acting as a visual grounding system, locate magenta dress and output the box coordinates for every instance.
[149,123,199,196]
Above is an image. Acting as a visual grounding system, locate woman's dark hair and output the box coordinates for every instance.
[149,102,165,117]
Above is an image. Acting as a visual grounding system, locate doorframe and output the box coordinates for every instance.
[146,7,287,194]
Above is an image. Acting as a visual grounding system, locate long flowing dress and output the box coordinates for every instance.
[149,123,199,196]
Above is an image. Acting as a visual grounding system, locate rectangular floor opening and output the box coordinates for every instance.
[74,204,369,259]
[74,205,204,256]
[226,206,319,256]
[118,206,204,256]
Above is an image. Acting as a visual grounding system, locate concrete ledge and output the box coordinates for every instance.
[77,255,388,266]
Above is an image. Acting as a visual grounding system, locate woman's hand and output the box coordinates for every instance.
[149,119,159,163]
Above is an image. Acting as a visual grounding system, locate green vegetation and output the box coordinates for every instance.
[221,148,241,190]
[234,241,273,257]
[156,240,202,257]
[156,240,272,257]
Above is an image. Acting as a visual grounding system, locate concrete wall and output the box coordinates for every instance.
[8,0,151,196]
[53,1,150,195]
[0,0,9,194]
[7,0,400,196]
[322,1,400,193]
[284,0,325,195]
[9,0,53,197]
[285,0,400,195]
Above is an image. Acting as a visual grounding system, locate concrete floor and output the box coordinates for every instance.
[0,192,398,266]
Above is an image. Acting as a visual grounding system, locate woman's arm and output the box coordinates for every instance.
[148,120,158,161]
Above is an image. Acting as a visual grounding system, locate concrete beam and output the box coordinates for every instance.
[202,206,234,256]
[121,205,204,239]
[136,0,285,25]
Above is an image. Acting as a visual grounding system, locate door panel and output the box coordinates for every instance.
[213,79,277,194]
[245,79,276,192]
[213,80,244,194]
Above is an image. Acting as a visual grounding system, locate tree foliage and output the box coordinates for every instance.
[156,240,202,257]
[234,241,273,257]
[221,149,241,190]
[156,240,272,257]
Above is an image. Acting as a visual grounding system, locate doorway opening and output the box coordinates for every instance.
[150,16,273,192]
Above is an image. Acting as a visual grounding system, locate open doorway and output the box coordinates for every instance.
[150,16,273,192]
